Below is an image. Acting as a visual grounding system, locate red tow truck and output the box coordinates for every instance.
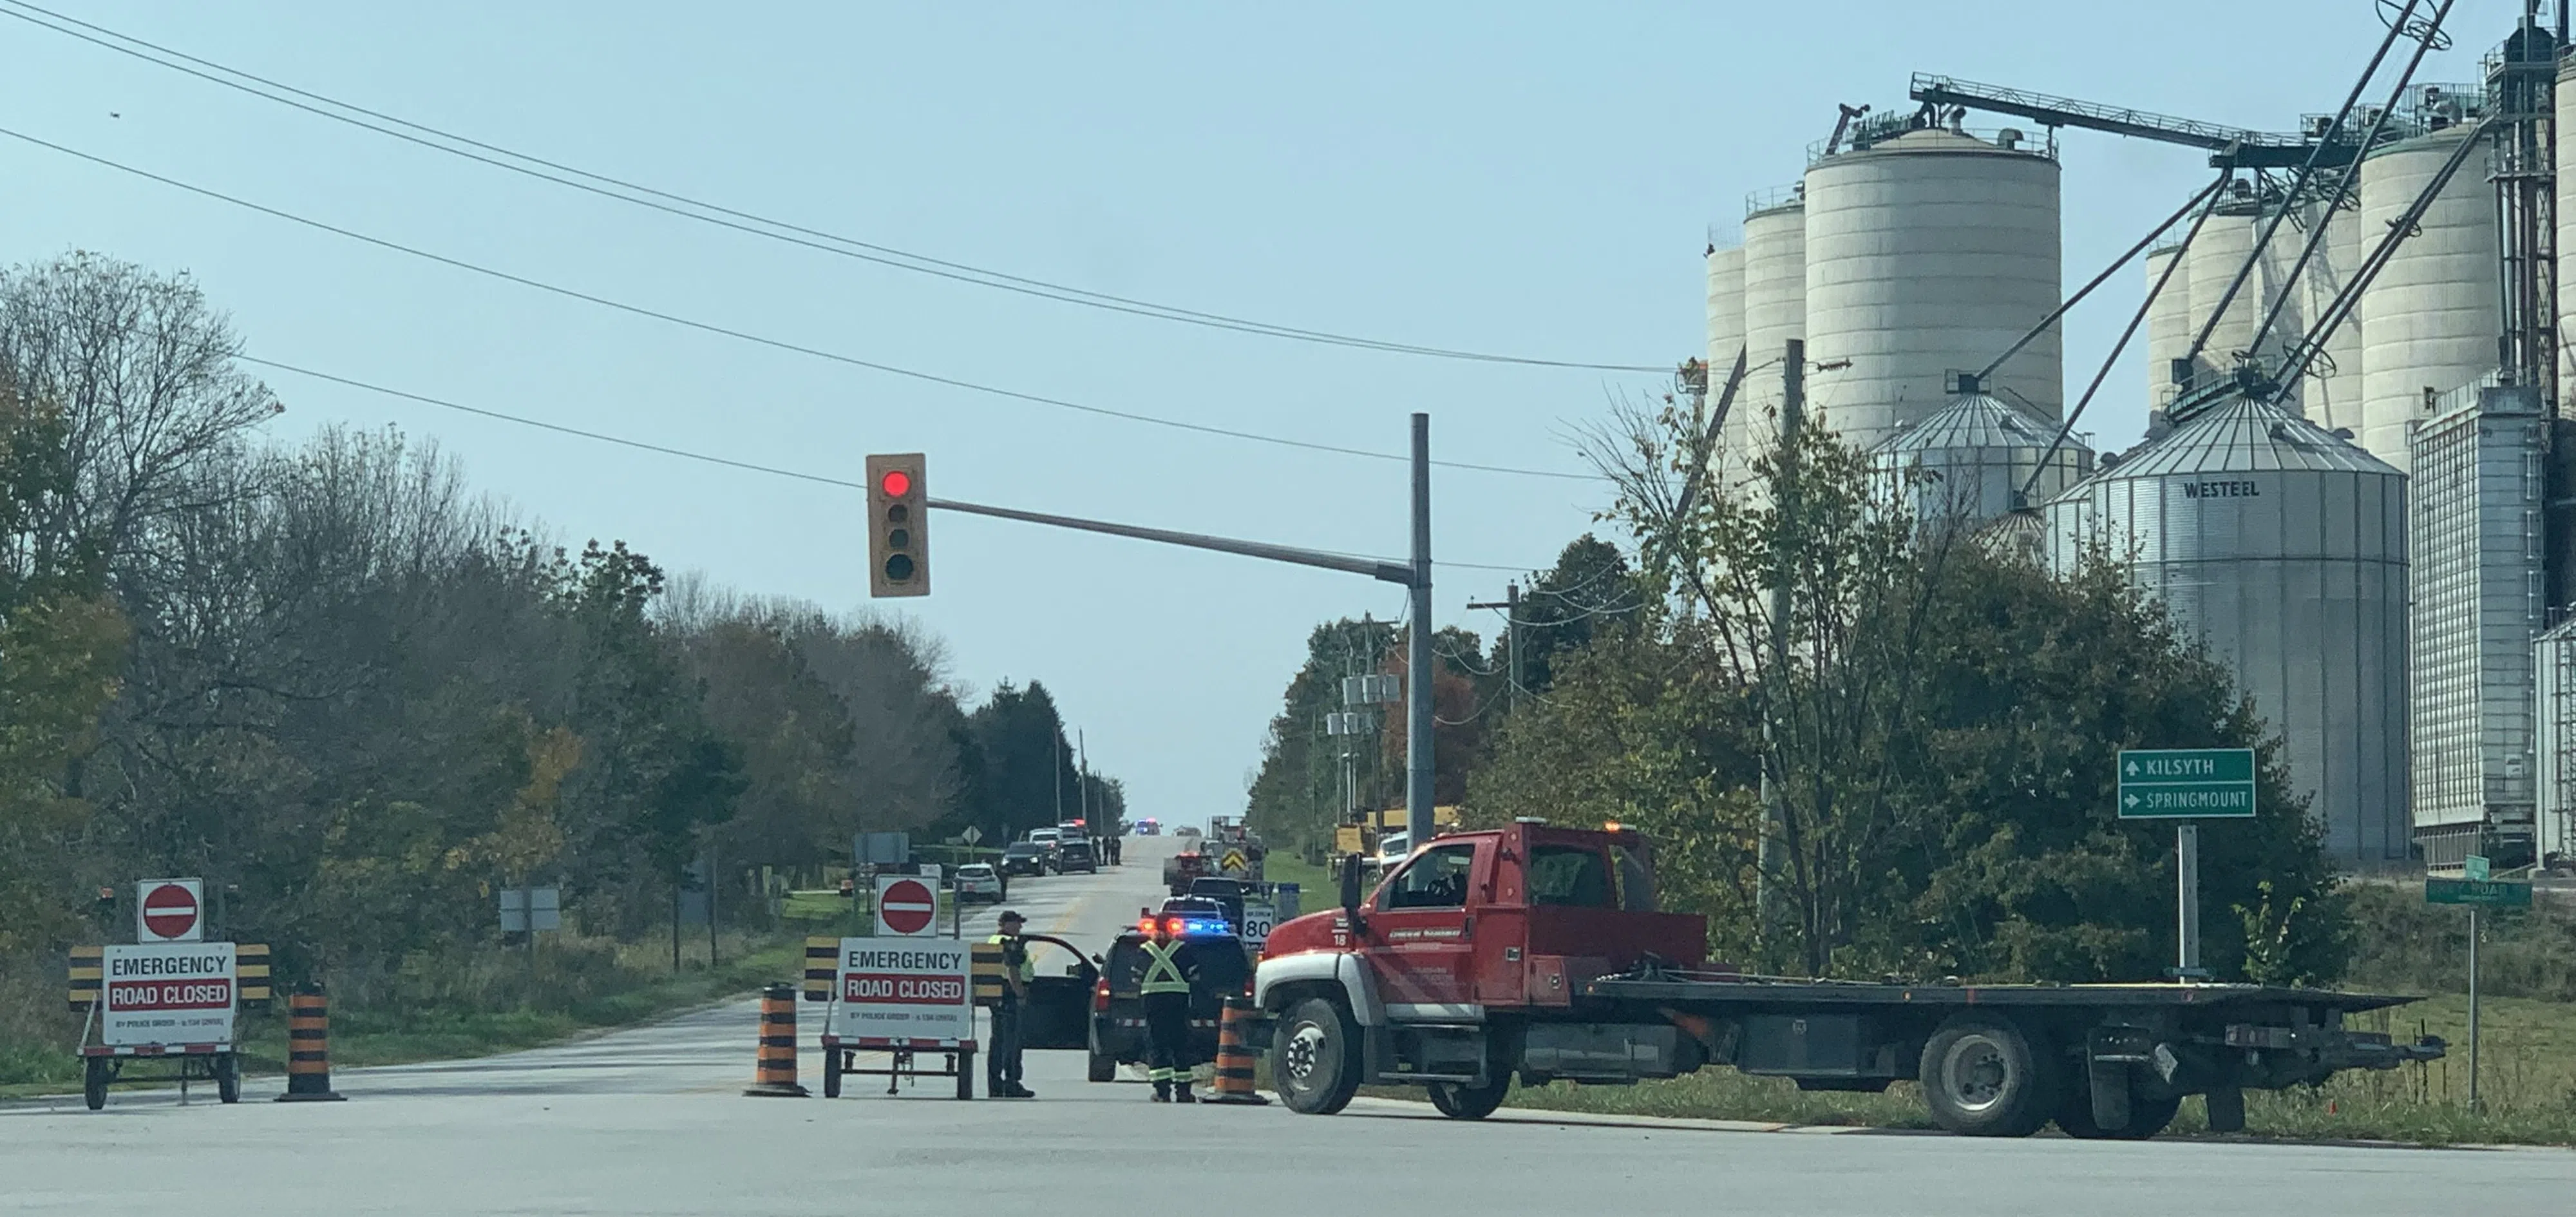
[1251,820,2443,1137]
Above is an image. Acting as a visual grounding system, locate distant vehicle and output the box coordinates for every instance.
[1054,839,1099,875]
[1162,849,1212,895]
[1085,899,1249,1083]
[1057,819,1088,838]
[1132,818,1160,836]
[1184,877,1246,933]
[953,863,1004,904]
[1028,827,1062,847]
[1368,831,1412,878]
[1173,825,1201,838]
[999,842,1047,878]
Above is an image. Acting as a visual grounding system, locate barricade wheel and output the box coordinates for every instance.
[216,1052,242,1104]
[83,1058,108,1111]
[823,1049,842,1098]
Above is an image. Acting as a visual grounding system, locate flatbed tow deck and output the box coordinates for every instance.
[1250,820,2445,1138]
[1586,964,2443,1136]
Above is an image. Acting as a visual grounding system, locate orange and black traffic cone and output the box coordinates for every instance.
[1202,995,1269,1105]
[274,984,346,1102]
[744,982,810,1097]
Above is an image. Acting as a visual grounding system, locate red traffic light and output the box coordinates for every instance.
[880,469,913,498]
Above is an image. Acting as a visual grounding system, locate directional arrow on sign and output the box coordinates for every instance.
[2124,760,2139,776]
[2123,793,2140,810]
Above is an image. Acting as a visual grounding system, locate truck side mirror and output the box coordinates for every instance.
[1340,853,1365,921]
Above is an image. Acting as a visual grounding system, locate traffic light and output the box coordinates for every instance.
[867,453,929,597]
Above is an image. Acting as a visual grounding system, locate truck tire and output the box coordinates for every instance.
[1427,1078,1508,1120]
[215,1052,241,1104]
[1087,1049,1118,1083]
[2055,1087,2178,1140]
[1919,1014,2058,1137]
[1273,997,1362,1115]
[83,1058,108,1111]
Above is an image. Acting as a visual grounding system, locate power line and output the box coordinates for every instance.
[0,0,1669,374]
[0,121,1596,483]
[225,348,1541,575]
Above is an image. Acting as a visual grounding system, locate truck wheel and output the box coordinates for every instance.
[1087,1049,1118,1083]
[1273,998,1361,1115]
[1919,1014,2058,1137]
[215,1053,241,1104]
[1427,1078,1508,1120]
[2056,1087,2178,1140]
[82,1058,108,1111]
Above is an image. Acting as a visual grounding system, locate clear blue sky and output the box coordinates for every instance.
[0,1,2521,828]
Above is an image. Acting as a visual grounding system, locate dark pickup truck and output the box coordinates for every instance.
[1251,821,2442,1136]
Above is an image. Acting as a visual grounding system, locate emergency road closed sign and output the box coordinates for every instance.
[100,942,236,1047]
[829,938,971,1044]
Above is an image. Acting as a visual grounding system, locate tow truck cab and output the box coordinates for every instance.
[1260,821,1703,1014]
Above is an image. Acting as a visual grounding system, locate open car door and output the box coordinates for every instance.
[1014,934,1098,1051]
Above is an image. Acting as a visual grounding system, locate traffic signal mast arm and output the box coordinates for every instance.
[925,496,1417,586]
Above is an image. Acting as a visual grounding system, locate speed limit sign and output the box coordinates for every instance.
[1240,903,1276,948]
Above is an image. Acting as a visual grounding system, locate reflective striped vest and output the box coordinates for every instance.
[1139,939,1191,994]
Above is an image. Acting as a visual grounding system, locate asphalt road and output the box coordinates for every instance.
[6,836,2571,1216]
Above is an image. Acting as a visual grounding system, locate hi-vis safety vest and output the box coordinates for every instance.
[986,934,1036,982]
[1139,939,1191,995]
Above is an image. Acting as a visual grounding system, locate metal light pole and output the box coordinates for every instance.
[1757,341,1801,953]
[1406,413,1436,850]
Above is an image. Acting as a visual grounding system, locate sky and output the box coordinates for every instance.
[0,1,2532,829]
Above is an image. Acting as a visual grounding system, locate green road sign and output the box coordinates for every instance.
[2463,854,2490,881]
[2117,748,2257,819]
[2426,877,2532,908]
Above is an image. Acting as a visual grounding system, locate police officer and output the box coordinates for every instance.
[1138,911,1201,1102]
[985,910,1037,1098]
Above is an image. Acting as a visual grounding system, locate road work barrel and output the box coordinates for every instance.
[744,982,809,1097]
[1204,995,1267,1105]
[275,983,346,1102]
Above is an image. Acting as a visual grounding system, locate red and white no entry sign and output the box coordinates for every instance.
[875,876,938,937]
[137,879,204,943]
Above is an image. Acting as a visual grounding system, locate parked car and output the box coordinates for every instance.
[953,863,1005,904]
[1173,825,1200,839]
[1000,842,1048,877]
[1084,899,1249,1083]
[1054,839,1099,875]
[1183,877,1245,933]
[1368,830,1412,879]
[1027,827,1062,848]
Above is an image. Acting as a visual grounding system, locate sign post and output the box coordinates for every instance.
[2117,749,2256,980]
[2426,861,2532,1115]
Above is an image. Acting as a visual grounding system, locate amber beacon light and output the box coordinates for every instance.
[866,453,928,597]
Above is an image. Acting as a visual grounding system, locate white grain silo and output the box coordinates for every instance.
[2359,125,2500,472]
[1723,192,1806,494]
[1706,244,1745,376]
[2180,206,2262,388]
[1802,126,2061,452]
[1871,391,2089,525]
[2143,245,2191,413]
[2557,56,2576,410]
[2300,202,2367,436]
[2044,394,2410,862]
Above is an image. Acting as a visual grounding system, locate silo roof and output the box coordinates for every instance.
[1871,392,2070,456]
[2069,394,2396,486]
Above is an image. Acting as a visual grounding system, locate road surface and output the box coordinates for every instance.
[5,836,2570,1215]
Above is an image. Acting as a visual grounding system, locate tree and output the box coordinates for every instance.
[1546,396,2351,984]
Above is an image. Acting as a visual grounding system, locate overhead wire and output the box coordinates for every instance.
[215,347,1544,576]
[0,0,1668,374]
[0,121,1596,483]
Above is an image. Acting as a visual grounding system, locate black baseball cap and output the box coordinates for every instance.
[997,910,1026,925]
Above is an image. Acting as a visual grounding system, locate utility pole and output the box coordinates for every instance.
[1078,729,1090,825]
[1406,413,1436,851]
[1053,731,1065,825]
[1757,340,1803,960]
[1466,582,1522,714]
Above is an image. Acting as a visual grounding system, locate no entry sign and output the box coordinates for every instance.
[875,876,938,937]
[136,879,204,943]
[827,937,971,1044]
[100,942,236,1047]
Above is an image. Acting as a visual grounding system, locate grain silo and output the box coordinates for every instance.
[2143,244,2191,414]
[1722,191,1807,495]
[2298,202,2367,437]
[1802,126,2061,452]
[2044,394,2410,862]
[1706,244,1746,378]
[2180,206,2263,388]
[1870,391,2089,524]
[2358,123,2499,472]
